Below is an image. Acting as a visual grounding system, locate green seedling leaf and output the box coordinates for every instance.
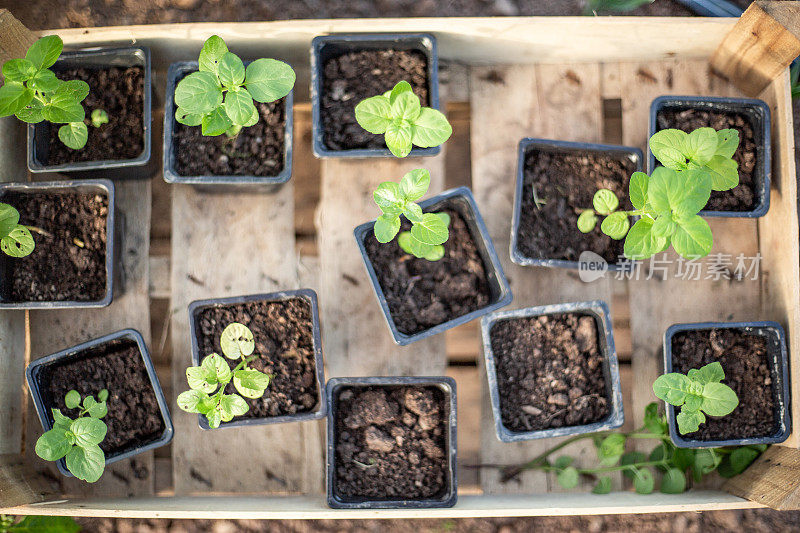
[177,389,209,413]
[592,189,618,215]
[715,129,739,159]
[0,226,35,257]
[175,107,203,126]
[686,361,725,385]
[58,122,88,150]
[65,390,81,409]
[15,101,44,124]
[0,81,33,117]
[592,476,612,494]
[660,468,686,494]
[403,202,423,224]
[220,394,249,419]
[653,373,694,405]
[206,406,223,429]
[2,58,36,82]
[355,95,392,134]
[244,58,295,103]
[643,402,666,435]
[672,168,712,219]
[56,80,90,102]
[187,360,217,393]
[623,217,667,260]
[672,447,695,472]
[577,210,597,233]
[621,451,646,479]
[554,456,574,469]
[598,433,625,466]
[411,212,449,246]
[233,369,270,399]
[556,466,579,489]
[175,71,222,115]
[223,89,256,126]
[26,35,62,70]
[676,409,705,434]
[91,108,109,128]
[0,203,20,237]
[389,80,413,102]
[671,215,712,259]
[98,389,109,402]
[633,468,655,494]
[399,168,431,201]
[398,230,433,259]
[43,95,84,124]
[373,181,403,214]
[52,408,72,430]
[706,155,739,191]
[726,446,760,476]
[683,127,718,167]
[218,52,246,88]
[601,211,630,240]
[392,91,421,122]
[423,245,445,261]
[66,443,105,483]
[201,105,233,136]
[385,121,413,158]
[411,107,452,148]
[692,449,720,482]
[30,68,60,92]
[198,35,229,74]
[85,400,107,419]
[629,171,649,210]
[650,129,689,170]
[220,322,255,359]
[651,214,677,238]
[374,214,401,243]
[700,382,738,416]
[70,417,107,448]
[35,427,72,461]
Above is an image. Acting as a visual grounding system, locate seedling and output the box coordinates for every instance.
[34,389,109,483]
[577,127,740,260]
[355,80,452,158]
[177,322,271,428]
[653,361,739,435]
[174,35,295,139]
[372,168,450,261]
[0,35,91,149]
[0,203,34,258]
[490,402,762,495]
[91,108,108,127]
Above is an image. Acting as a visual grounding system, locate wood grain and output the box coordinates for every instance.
[723,445,800,510]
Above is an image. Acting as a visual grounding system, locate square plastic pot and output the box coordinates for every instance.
[187,289,326,430]
[326,376,458,509]
[163,61,293,189]
[25,328,174,479]
[648,95,771,218]
[510,138,644,271]
[354,186,512,345]
[481,300,624,442]
[663,321,791,448]
[310,33,440,158]
[28,46,154,179]
[0,179,115,309]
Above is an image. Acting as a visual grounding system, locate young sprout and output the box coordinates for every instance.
[177,322,271,428]
[0,203,34,258]
[373,168,450,261]
[577,127,740,260]
[35,389,109,483]
[91,108,108,127]
[653,361,738,435]
[354,80,452,158]
[0,35,91,149]
[174,35,295,139]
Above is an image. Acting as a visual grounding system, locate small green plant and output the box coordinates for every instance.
[372,168,450,261]
[653,361,739,435]
[791,61,799,101]
[584,0,654,15]
[355,80,452,158]
[491,402,762,495]
[577,127,740,260]
[91,108,108,127]
[0,203,34,258]
[0,35,91,149]
[177,322,271,429]
[174,35,295,139]
[35,389,109,483]
[0,515,80,533]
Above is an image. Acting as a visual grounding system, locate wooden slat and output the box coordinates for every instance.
[446,365,481,489]
[723,445,800,510]
[26,180,154,498]
[0,9,36,64]
[169,183,324,495]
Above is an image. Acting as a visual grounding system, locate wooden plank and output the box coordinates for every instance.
[446,365,481,489]
[25,180,154,498]
[293,103,320,256]
[0,9,36,65]
[148,255,170,299]
[710,1,800,97]
[0,454,56,508]
[170,183,324,495]
[445,322,479,363]
[723,445,800,510]
[316,154,447,378]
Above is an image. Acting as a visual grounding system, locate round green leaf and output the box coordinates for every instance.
[621,451,646,479]
[715,129,740,159]
[42,97,84,124]
[0,203,20,237]
[592,476,612,495]
[175,107,203,126]
[244,58,295,103]
[58,122,88,150]
[205,407,223,429]
[2,58,36,81]
[175,71,223,115]
[673,447,696,471]
[220,394,249,418]
[223,89,256,126]
[91,108,109,128]
[198,35,229,74]
[556,466,579,489]
[233,369,270,399]
[205,352,233,383]
[398,230,433,259]
[693,448,720,479]
[643,402,667,435]
[629,171,649,210]
[700,382,739,416]
[673,168,712,218]
[85,400,107,419]
[623,217,667,260]
[220,322,255,359]
[52,408,73,430]
[385,121,413,158]
[70,417,107,447]
[649,129,689,170]
[187,362,217,393]
[388,80,413,103]
[411,212,449,246]
[647,166,681,214]
[65,390,81,409]
[399,169,431,201]
[403,202,423,224]
[436,212,451,227]
[217,52,245,88]
[35,427,72,461]
[706,155,739,192]
[0,81,34,117]
[54,79,90,102]
[25,35,63,70]
[31,69,60,92]
[671,215,712,259]
[65,444,105,483]
[373,181,403,214]
[660,468,686,494]
[687,361,725,385]
[374,214,400,243]
[633,468,655,494]
[592,189,618,215]
[728,446,760,475]
[423,244,445,261]
[601,211,630,240]
[598,433,626,466]
[653,373,693,405]
[651,214,677,238]
[410,107,452,148]
[201,106,233,136]
[676,409,705,434]
[355,95,392,134]
[391,91,421,122]
[97,389,109,402]
[685,127,719,166]
[577,210,597,233]
[177,389,208,413]
[554,456,574,469]
[15,101,44,124]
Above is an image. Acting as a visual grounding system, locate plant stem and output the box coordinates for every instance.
[540,460,667,475]
[25,225,53,238]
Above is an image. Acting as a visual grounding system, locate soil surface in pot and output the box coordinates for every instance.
[2,190,108,303]
[490,313,610,433]
[321,49,428,151]
[173,96,287,177]
[333,385,449,501]
[363,205,491,336]
[39,338,165,457]
[656,109,758,212]
[671,328,777,441]
[193,297,318,420]
[517,148,636,264]
[45,66,145,165]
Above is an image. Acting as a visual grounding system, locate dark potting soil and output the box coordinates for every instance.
[656,109,758,212]
[517,148,637,264]
[2,191,107,302]
[321,49,429,151]
[39,338,165,457]
[671,328,778,441]
[173,97,287,177]
[333,385,449,501]
[363,206,491,336]
[490,313,610,433]
[46,66,145,165]
[193,297,319,420]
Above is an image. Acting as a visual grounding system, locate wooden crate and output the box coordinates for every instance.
[0,15,797,518]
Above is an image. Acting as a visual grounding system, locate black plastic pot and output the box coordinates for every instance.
[187,289,326,430]
[481,300,624,443]
[28,46,154,179]
[648,95,771,218]
[510,138,644,271]
[663,321,792,449]
[25,328,174,479]
[326,376,457,509]
[354,186,512,345]
[163,61,293,189]
[0,179,115,309]
[310,33,440,159]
